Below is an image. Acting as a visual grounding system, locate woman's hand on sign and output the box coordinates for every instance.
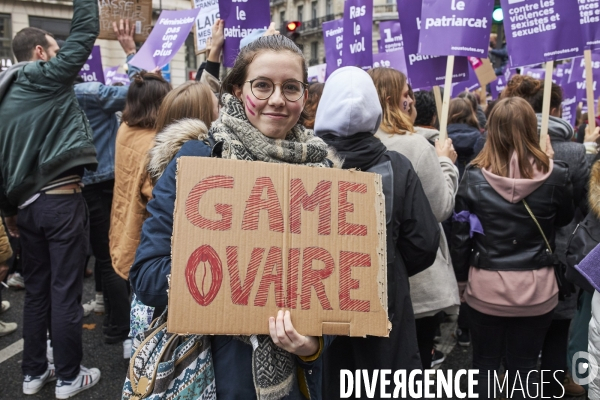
[264,22,280,37]
[207,19,224,63]
[544,135,555,160]
[585,125,600,144]
[269,310,319,357]
[436,138,458,163]
[113,19,137,55]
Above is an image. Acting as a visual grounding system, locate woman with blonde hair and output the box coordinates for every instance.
[452,97,573,398]
[368,67,460,370]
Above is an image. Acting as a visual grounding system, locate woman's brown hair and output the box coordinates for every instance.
[303,82,324,129]
[501,74,563,113]
[448,98,480,129]
[471,97,550,178]
[122,72,172,129]
[155,82,215,133]
[367,67,414,134]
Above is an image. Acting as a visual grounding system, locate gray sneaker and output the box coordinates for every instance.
[0,320,17,337]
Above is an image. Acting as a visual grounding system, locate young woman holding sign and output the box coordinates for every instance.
[130,35,338,399]
[451,97,573,399]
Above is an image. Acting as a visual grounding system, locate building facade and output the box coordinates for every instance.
[0,0,399,86]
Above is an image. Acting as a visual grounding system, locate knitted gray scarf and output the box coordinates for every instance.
[211,93,331,167]
[209,93,330,399]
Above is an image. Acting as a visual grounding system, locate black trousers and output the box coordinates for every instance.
[19,192,89,379]
[467,304,553,400]
[415,312,444,370]
[82,180,129,338]
[541,318,571,396]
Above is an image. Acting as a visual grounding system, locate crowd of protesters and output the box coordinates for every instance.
[3,0,600,399]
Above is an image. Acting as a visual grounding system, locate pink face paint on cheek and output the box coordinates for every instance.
[245,95,256,116]
[246,95,256,108]
[246,104,256,116]
[403,101,408,111]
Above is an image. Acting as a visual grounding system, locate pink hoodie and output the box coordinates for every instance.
[463,152,559,317]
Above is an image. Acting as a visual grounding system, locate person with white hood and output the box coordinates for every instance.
[315,66,439,398]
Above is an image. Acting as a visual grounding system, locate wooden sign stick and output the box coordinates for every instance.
[439,55,455,142]
[433,86,443,124]
[539,61,555,152]
[585,49,596,133]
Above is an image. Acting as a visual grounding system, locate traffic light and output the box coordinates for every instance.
[492,7,503,23]
[286,21,302,41]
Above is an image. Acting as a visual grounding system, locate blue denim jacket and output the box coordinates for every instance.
[76,55,140,185]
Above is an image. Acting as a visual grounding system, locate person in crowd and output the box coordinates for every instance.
[303,82,324,129]
[414,90,439,142]
[503,75,593,396]
[0,219,15,336]
[314,66,439,397]
[74,21,139,349]
[565,156,600,394]
[458,91,487,130]
[452,97,574,399]
[130,35,335,399]
[368,67,460,370]
[0,0,101,396]
[447,97,486,178]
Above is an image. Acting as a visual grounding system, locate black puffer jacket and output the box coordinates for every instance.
[447,123,486,178]
[452,162,574,282]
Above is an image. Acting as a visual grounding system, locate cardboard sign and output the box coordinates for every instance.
[397,0,469,89]
[79,45,105,84]
[168,157,390,337]
[98,0,153,42]
[500,0,584,67]
[129,9,201,71]
[192,0,220,54]
[379,20,403,53]
[419,0,494,58]
[469,57,497,86]
[323,19,344,78]
[342,0,373,70]
[220,0,270,67]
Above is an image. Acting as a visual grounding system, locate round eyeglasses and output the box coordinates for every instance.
[246,78,308,102]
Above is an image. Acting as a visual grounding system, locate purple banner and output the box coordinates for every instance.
[103,66,120,86]
[489,75,506,99]
[130,9,200,71]
[451,66,481,97]
[323,19,344,78]
[579,0,600,50]
[342,0,373,69]
[569,54,600,102]
[397,0,470,89]
[561,81,578,127]
[500,0,584,67]
[419,0,494,58]
[220,0,270,67]
[372,48,408,75]
[521,67,546,80]
[79,45,105,84]
[379,20,403,53]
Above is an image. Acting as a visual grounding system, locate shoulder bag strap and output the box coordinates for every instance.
[523,199,552,254]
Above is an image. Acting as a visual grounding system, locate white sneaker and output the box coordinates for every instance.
[94,293,104,313]
[55,366,101,399]
[123,339,132,359]
[82,300,95,317]
[0,320,17,337]
[23,364,56,395]
[7,272,25,289]
[47,339,54,364]
[1,300,10,313]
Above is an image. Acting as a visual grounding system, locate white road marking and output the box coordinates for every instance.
[0,339,23,364]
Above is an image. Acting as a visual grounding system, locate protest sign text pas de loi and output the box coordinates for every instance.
[168,157,390,337]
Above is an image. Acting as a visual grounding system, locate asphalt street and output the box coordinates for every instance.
[0,273,589,400]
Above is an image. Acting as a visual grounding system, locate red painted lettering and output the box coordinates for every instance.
[338,181,368,236]
[339,251,371,312]
[185,245,223,306]
[185,175,233,230]
[242,177,284,232]
[286,248,300,309]
[254,247,285,307]
[301,247,334,310]
[226,246,264,305]
[290,179,332,235]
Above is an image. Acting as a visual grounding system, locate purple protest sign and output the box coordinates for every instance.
[397,0,469,89]
[490,75,506,99]
[569,54,600,102]
[130,9,200,71]
[79,45,105,84]
[500,0,584,67]
[103,66,120,86]
[323,19,344,78]
[372,48,408,75]
[579,0,600,50]
[379,20,403,53]
[342,0,373,69]
[220,0,270,67]
[451,66,481,97]
[419,0,494,58]
[561,81,578,127]
[521,67,546,80]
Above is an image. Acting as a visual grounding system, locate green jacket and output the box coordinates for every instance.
[0,0,99,216]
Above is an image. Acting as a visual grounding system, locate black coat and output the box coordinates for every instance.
[320,133,439,399]
[447,123,485,179]
[452,162,574,282]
